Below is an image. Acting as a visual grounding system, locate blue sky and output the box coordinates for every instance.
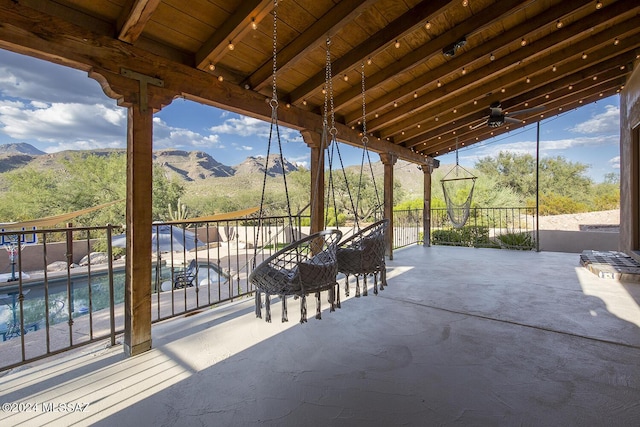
[0,49,620,182]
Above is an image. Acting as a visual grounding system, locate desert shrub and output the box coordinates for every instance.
[496,231,534,250]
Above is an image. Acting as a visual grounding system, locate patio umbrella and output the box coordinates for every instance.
[112,224,206,252]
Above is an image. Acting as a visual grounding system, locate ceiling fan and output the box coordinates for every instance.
[471,101,546,129]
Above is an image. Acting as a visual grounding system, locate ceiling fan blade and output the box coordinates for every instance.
[503,116,523,124]
[505,105,546,116]
[470,120,488,130]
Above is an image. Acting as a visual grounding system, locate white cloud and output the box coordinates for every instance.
[609,156,620,169]
[0,50,110,106]
[0,101,126,145]
[569,104,619,134]
[209,116,268,137]
[153,117,221,150]
[209,114,301,142]
[459,134,619,165]
[44,139,124,153]
[236,145,253,151]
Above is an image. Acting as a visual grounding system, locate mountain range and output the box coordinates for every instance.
[0,143,299,180]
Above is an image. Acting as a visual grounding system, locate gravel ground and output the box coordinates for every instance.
[537,209,620,231]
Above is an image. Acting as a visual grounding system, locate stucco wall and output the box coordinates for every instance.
[620,58,640,258]
[538,230,619,253]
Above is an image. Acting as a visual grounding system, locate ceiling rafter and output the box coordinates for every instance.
[388,33,639,148]
[1,0,636,167]
[288,0,452,105]
[369,3,638,135]
[402,64,631,150]
[117,0,162,44]
[331,0,531,114]
[372,9,639,137]
[343,0,595,125]
[195,0,273,70]
[244,0,377,92]
[422,83,624,157]
[389,48,635,150]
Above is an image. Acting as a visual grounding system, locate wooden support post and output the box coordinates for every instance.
[117,69,165,357]
[124,103,153,357]
[422,165,433,247]
[301,130,326,235]
[380,153,397,260]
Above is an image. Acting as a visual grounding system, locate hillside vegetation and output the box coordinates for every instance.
[0,144,619,228]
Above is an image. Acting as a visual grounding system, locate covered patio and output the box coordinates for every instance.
[0,0,638,359]
[2,245,640,426]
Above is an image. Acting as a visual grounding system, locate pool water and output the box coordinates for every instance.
[0,263,225,337]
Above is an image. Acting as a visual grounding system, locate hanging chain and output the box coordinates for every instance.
[271,0,279,106]
[361,62,368,144]
[359,61,382,220]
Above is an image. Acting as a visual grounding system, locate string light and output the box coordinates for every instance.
[394,40,401,48]
[556,20,563,29]
[218,75,224,82]
[437,80,442,87]
[251,18,258,30]
[552,65,557,72]
[520,38,527,47]
[614,38,619,45]
[490,53,495,61]
[462,0,468,6]
[413,92,418,98]
[461,67,466,75]
[596,1,603,9]
[228,41,235,50]
[208,63,215,71]
[581,52,588,59]
[425,21,432,30]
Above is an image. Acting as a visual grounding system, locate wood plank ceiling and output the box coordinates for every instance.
[1,0,638,164]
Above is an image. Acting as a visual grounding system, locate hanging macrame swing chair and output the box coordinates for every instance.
[440,143,476,229]
[249,1,341,323]
[330,60,388,299]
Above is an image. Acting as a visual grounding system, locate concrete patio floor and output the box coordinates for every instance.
[1,245,640,426]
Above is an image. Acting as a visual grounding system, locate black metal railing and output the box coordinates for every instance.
[431,207,536,249]
[391,207,536,249]
[0,215,307,372]
[0,207,534,371]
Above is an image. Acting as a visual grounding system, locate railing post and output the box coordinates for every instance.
[422,165,433,246]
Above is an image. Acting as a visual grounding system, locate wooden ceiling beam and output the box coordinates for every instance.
[245,0,377,92]
[374,13,640,139]
[342,0,594,125]
[420,83,624,157]
[0,0,432,166]
[332,0,532,114]
[117,0,162,44]
[405,73,628,153]
[288,0,452,105]
[399,52,637,148]
[366,2,638,134]
[195,0,273,70]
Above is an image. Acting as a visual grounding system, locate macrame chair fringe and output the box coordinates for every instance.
[249,229,342,323]
[281,296,288,322]
[337,219,389,299]
[255,290,262,319]
[265,294,272,323]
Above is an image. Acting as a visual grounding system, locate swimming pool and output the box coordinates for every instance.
[0,262,227,339]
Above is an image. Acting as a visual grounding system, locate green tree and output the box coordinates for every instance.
[0,152,184,226]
